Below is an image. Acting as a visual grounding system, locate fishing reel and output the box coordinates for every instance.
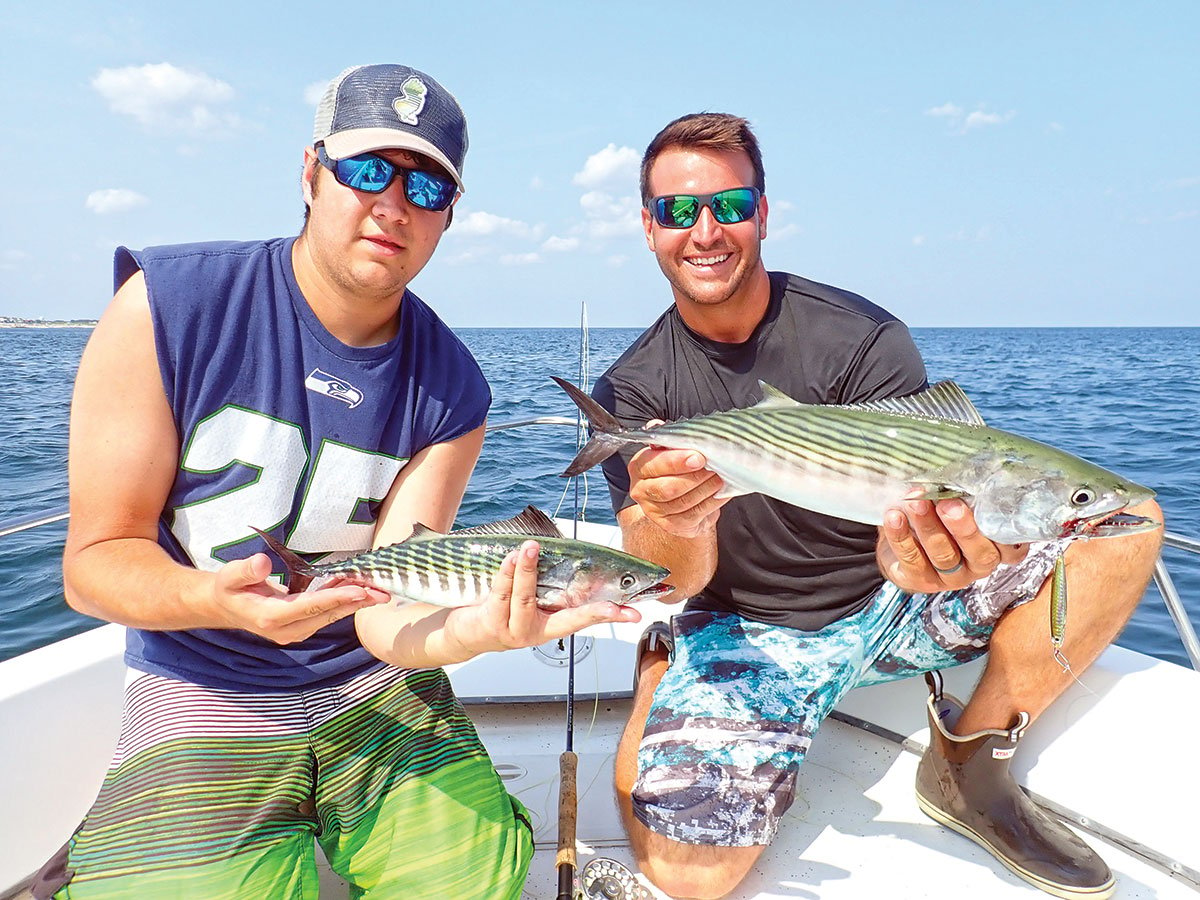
[579,857,651,900]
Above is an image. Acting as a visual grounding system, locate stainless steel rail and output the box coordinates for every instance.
[1156,533,1200,670]
[0,508,69,539]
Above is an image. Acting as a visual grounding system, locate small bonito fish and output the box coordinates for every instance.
[554,376,1159,545]
[253,506,672,610]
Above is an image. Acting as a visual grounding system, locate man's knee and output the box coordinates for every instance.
[635,834,763,900]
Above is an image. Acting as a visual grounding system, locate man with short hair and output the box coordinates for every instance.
[36,64,637,900]
[595,111,1162,900]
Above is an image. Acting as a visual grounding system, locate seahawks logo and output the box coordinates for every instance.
[392,77,427,126]
[305,369,364,409]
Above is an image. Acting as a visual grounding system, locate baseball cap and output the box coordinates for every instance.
[312,64,468,192]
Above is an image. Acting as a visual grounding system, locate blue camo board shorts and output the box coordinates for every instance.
[632,539,1066,847]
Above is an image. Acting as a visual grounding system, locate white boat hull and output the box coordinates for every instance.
[2,519,1197,898]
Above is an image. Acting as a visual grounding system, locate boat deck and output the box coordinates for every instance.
[490,699,1194,899]
[2,514,1198,898]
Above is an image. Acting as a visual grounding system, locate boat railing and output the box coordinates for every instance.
[3,416,1198,671]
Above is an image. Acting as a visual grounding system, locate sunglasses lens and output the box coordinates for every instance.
[336,155,394,193]
[654,195,701,228]
[405,170,457,211]
[711,188,758,225]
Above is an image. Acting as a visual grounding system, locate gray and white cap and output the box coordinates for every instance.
[312,64,468,191]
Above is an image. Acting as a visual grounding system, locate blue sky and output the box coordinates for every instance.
[2,1,1196,327]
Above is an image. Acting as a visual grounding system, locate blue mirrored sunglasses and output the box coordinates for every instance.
[649,187,761,229]
[316,146,457,212]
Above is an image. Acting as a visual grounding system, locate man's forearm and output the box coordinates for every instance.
[63,537,222,630]
[620,508,717,600]
[355,602,480,669]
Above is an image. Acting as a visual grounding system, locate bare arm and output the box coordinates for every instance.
[615,445,727,599]
[63,272,380,642]
[355,426,639,668]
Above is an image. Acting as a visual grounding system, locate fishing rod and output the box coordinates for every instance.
[554,305,649,900]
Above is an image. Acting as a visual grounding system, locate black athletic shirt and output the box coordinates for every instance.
[593,271,929,632]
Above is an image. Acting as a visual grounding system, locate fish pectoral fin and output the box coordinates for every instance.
[905,483,969,502]
[714,484,752,500]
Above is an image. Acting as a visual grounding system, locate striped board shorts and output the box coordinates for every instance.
[632,540,1066,847]
[33,663,533,899]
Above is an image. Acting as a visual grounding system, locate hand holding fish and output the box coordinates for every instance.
[627,438,729,540]
[441,540,642,656]
[211,552,391,645]
[877,498,1030,593]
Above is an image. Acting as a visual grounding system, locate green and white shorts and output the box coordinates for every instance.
[33,663,533,899]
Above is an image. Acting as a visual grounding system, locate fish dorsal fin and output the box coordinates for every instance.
[843,381,987,426]
[406,522,444,541]
[452,505,564,538]
[754,381,802,409]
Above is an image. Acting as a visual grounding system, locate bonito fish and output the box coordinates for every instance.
[554,376,1158,545]
[253,505,672,610]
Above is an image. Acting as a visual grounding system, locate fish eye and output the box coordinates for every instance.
[620,574,637,589]
[1070,488,1096,506]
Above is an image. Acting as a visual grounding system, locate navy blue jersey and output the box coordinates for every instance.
[115,238,490,690]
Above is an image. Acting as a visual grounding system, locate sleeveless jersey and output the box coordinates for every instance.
[594,271,928,632]
[114,237,491,690]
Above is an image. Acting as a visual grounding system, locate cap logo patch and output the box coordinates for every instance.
[392,76,428,126]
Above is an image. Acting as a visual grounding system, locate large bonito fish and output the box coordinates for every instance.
[255,506,672,610]
[554,376,1157,545]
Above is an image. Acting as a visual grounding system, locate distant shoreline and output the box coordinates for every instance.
[0,321,96,329]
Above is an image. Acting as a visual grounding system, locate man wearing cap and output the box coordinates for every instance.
[35,64,637,900]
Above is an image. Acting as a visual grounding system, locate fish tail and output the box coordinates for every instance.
[551,377,631,476]
[563,434,625,477]
[250,526,316,592]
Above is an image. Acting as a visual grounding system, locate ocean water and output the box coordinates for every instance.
[1,326,1197,667]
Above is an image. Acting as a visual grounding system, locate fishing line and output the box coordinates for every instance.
[555,302,588,900]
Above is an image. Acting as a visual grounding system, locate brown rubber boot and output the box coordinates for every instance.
[915,671,1115,899]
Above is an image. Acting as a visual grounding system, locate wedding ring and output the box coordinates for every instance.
[933,559,964,575]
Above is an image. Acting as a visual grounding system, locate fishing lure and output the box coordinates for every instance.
[1050,552,1071,672]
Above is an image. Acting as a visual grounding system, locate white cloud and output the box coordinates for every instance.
[925,102,963,119]
[0,250,28,271]
[85,188,149,214]
[948,225,993,242]
[304,81,327,107]
[770,223,801,240]
[530,175,545,190]
[93,63,238,135]
[445,248,488,265]
[926,101,1015,134]
[1048,122,1065,133]
[542,236,579,252]
[577,191,643,239]
[912,235,926,246]
[963,109,1016,130]
[1168,176,1200,189]
[573,144,640,189]
[451,210,540,239]
[606,255,628,267]
[500,252,540,266]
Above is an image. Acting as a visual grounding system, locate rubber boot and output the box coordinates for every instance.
[915,671,1115,899]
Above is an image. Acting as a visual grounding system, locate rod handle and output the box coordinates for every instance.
[556,750,579,873]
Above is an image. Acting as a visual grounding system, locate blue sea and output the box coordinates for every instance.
[1,326,1197,667]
